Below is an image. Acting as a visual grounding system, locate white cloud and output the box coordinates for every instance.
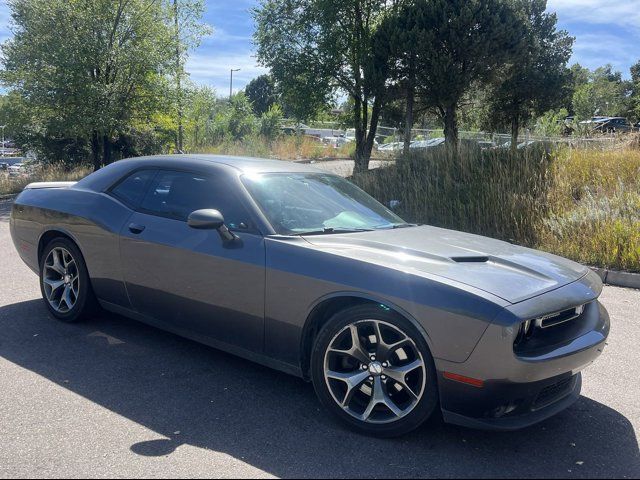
[572,33,640,67]
[202,26,253,45]
[547,0,640,31]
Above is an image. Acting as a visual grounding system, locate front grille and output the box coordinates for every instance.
[532,376,575,411]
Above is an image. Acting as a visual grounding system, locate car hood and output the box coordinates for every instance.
[302,225,588,304]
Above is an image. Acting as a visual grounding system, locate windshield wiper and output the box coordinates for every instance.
[292,227,374,236]
[371,222,418,230]
[391,223,418,229]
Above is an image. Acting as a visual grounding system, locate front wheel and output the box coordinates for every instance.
[311,305,438,437]
[39,237,98,323]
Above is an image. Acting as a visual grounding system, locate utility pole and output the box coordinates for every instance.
[230,68,240,100]
[0,126,5,157]
[174,0,184,153]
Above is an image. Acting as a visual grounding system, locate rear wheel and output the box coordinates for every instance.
[311,304,438,437]
[39,237,98,323]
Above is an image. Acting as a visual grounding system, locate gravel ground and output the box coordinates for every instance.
[0,199,638,479]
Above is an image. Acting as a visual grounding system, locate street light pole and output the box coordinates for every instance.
[0,126,5,157]
[230,68,240,100]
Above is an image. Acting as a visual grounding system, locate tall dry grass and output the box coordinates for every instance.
[195,135,356,161]
[352,143,640,272]
[539,147,640,272]
[0,164,92,196]
[353,144,553,246]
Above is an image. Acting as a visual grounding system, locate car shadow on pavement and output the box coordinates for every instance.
[1,299,638,478]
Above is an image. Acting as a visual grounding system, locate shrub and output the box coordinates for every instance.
[259,104,284,140]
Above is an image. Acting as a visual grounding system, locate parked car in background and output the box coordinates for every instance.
[0,162,8,171]
[321,136,353,149]
[410,138,445,150]
[378,142,404,152]
[580,117,633,133]
[8,163,24,177]
[476,140,496,150]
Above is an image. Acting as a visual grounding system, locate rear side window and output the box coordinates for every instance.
[139,170,252,229]
[110,170,155,208]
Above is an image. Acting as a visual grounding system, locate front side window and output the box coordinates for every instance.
[110,169,155,208]
[139,170,251,229]
[242,173,406,235]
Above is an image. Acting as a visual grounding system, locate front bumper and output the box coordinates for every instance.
[436,273,610,431]
[441,372,582,431]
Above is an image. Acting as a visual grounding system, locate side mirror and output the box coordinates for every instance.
[188,209,238,243]
[188,209,224,230]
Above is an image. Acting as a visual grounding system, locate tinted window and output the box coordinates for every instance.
[139,170,252,229]
[111,169,155,208]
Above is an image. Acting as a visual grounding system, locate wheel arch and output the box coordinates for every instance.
[299,292,434,380]
[37,228,83,269]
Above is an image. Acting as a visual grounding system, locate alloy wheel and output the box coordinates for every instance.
[42,247,80,314]
[323,319,426,424]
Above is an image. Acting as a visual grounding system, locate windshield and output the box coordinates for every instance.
[242,172,406,235]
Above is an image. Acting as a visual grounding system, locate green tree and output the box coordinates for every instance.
[488,0,573,148]
[171,0,210,152]
[0,0,207,169]
[183,84,220,149]
[254,0,391,173]
[259,104,284,140]
[383,0,524,150]
[572,65,632,120]
[373,3,420,154]
[226,93,257,140]
[630,60,640,122]
[245,74,279,116]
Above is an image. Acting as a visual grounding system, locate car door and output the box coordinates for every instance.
[119,169,266,353]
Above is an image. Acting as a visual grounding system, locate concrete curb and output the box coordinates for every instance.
[590,267,640,290]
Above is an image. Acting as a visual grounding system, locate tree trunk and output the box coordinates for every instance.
[353,96,368,174]
[174,0,184,153]
[443,105,459,152]
[353,96,385,175]
[91,131,101,171]
[403,81,415,156]
[103,134,112,165]
[403,59,416,156]
[511,116,519,153]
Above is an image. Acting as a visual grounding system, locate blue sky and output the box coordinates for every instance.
[1,0,639,95]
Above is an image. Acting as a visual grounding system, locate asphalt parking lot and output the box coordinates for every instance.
[0,198,639,479]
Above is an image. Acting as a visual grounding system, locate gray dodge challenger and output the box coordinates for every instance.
[10,155,610,437]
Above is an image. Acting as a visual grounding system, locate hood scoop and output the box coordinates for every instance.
[451,256,489,263]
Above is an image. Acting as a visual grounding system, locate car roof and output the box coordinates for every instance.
[75,154,329,192]
[131,154,324,174]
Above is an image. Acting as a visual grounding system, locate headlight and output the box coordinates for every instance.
[514,319,534,345]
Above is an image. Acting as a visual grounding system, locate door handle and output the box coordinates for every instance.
[128,223,146,234]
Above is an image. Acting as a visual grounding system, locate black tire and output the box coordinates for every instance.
[311,304,438,437]
[39,237,98,323]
